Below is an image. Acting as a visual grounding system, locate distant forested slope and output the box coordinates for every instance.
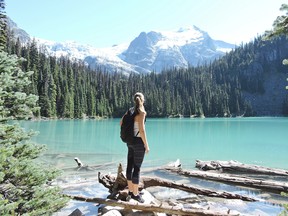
[5,35,288,118]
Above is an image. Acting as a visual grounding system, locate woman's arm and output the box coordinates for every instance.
[138,112,150,153]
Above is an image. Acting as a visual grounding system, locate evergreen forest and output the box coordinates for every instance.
[4,23,288,119]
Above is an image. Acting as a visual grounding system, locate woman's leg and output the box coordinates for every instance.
[131,139,145,195]
[127,180,133,194]
[126,146,134,193]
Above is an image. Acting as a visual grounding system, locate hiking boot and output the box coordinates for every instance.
[129,191,144,195]
[126,191,133,201]
[131,193,145,203]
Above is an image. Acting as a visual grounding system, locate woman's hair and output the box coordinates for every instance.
[134,92,145,113]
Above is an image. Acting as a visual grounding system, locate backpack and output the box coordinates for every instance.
[120,107,137,144]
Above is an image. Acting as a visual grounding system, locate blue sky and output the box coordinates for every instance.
[6,0,286,48]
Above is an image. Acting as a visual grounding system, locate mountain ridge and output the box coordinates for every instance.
[8,17,235,74]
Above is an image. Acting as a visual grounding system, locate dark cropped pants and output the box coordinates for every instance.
[126,137,145,184]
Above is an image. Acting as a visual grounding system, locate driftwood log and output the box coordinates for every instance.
[196,160,288,176]
[98,164,256,201]
[69,195,240,216]
[69,163,259,216]
[165,167,288,193]
[141,176,256,201]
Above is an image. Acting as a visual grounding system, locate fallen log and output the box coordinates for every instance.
[141,176,256,201]
[98,164,256,201]
[195,160,288,176]
[69,195,239,216]
[165,167,288,193]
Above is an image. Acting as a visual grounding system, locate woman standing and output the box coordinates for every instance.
[122,92,150,203]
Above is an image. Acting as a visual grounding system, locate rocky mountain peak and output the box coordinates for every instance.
[8,18,235,74]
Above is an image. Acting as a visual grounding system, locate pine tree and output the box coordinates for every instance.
[265,3,288,91]
[0,51,69,215]
[0,0,6,51]
[27,39,39,95]
[265,4,288,39]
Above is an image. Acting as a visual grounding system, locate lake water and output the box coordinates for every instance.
[19,117,288,215]
[20,117,288,170]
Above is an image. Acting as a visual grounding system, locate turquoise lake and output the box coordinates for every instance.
[19,117,288,215]
[20,117,288,170]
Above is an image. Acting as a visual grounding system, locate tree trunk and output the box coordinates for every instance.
[165,167,288,193]
[195,160,288,176]
[69,195,239,216]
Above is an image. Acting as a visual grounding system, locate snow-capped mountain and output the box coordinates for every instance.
[121,26,235,73]
[9,18,235,74]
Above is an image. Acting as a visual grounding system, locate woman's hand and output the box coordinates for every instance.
[145,145,150,154]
